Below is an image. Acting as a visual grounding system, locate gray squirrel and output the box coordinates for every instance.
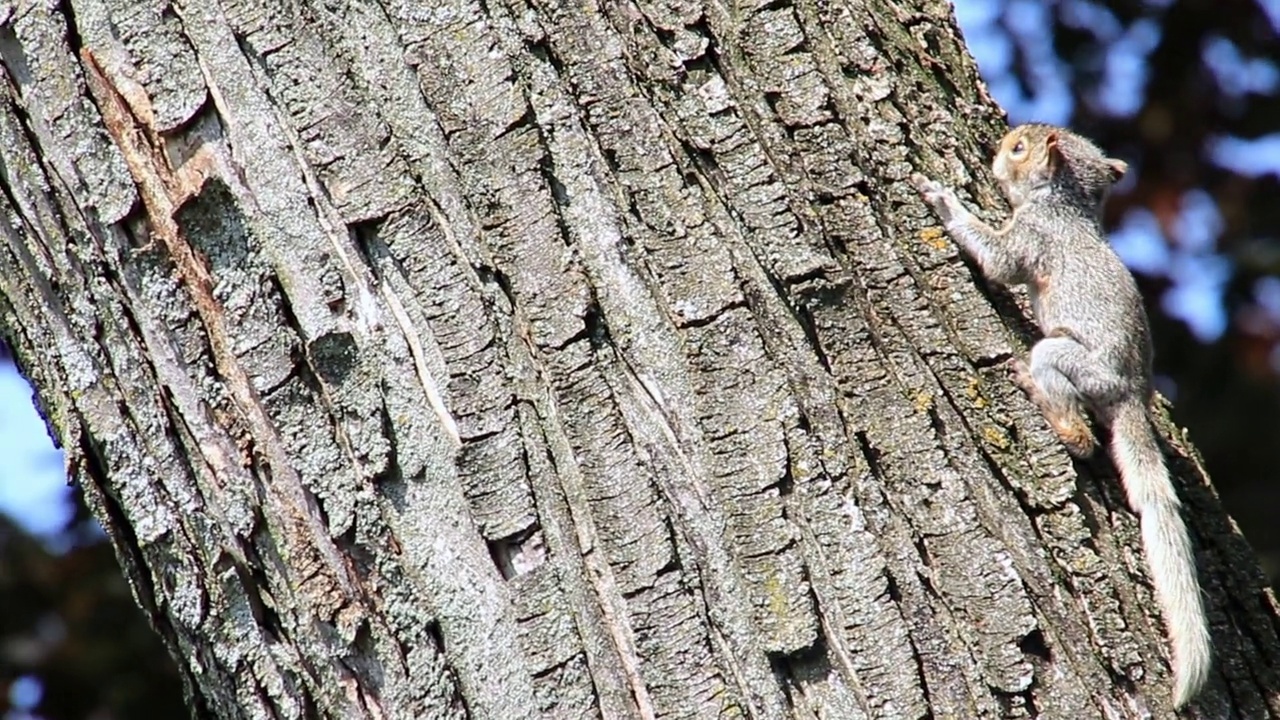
[911,123,1211,709]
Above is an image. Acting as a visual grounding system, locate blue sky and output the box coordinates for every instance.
[2,0,1280,537]
[0,360,70,537]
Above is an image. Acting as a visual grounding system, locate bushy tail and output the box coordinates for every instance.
[1110,401,1211,708]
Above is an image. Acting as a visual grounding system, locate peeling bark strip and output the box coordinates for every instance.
[0,0,1277,717]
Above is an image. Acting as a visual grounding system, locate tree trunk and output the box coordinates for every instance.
[1,0,1276,717]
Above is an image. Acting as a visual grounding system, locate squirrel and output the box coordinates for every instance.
[910,123,1212,709]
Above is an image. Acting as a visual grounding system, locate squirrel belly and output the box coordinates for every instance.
[911,123,1213,708]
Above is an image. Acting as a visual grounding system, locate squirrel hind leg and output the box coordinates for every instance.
[1007,357,1098,457]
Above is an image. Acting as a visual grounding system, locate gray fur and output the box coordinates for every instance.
[910,123,1212,708]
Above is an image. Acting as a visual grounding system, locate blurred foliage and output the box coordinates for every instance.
[962,0,1280,576]
[0,494,186,719]
[4,1,1280,718]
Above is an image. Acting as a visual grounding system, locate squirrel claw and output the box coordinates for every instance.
[910,173,945,199]
[1006,357,1036,394]
[910,173,960,223]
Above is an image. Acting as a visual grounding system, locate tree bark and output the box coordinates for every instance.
[0,0,1276,717]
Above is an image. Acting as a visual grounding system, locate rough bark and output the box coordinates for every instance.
[0,0,1276,717]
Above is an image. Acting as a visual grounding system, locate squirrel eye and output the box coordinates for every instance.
[1011,140,1026,156]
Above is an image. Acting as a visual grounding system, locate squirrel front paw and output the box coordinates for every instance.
[910,173,958,222]
[909,173,946,201]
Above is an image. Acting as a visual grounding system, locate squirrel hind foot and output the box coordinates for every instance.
[1006,357,1037,393]
[1047,410,1097,457]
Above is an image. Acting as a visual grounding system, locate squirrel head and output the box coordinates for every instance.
[992,124,1128,210]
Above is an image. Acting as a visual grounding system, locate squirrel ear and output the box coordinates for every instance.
[1106,158,1128,181]
[1044,132,1061,171]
